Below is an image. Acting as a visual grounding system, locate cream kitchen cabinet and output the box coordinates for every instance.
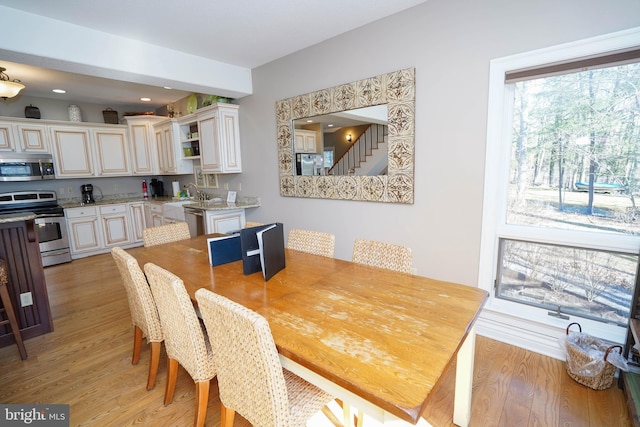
[294,129,317,153]
[0,121,15,151]
[128,202,146,243]
[205,209,245,234]
[197,104,242,174]
[50,124,130,178]
[66,203,137,258]
[0,120,49,153]
[126,116,165,175]
[50,126,93,177]
[153,120,193,175]
[93,128,130,176]
[144,202,164,228]
[66,206,103,256]
[99,204,132,247]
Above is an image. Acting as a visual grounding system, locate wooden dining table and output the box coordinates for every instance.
[128,234,488,426]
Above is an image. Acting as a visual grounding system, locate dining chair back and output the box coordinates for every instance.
[144,263,215,427]
[111,247,163,390]
[287,228,335,258]
[352,238,413,273]
[195,288,333,427]
[142,222,191,247]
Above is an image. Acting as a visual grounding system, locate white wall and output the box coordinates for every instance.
[233,0,640,289]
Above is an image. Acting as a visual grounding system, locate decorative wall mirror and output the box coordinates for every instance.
[276,68,415,203]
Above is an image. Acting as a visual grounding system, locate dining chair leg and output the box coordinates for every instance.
[194,380,210,427]
[164,358,179,405]
[132,325,143,365]
[146,341,161,390]
[220,403,235,427]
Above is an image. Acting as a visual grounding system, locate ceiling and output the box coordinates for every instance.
[0,0,428,110]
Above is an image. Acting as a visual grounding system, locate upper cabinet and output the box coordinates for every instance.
[197,104,241,174]
[125,116,164,176]
[0,119,49,153]
[176,104,241,174]
[294,129,317,153]
[153,119,193,175]
[50,123,130,178]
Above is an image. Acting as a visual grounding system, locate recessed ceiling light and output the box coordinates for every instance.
[52,89,66,94]
[327,124,334,127]
[140,97,151,102]
[163,86,172,90]
[306,119,313,123]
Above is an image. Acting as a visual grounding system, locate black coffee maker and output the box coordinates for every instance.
[81,184,95,204]
[149,179,164,198]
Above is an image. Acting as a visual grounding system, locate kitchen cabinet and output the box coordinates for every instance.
[0,218,53,348]
[294,129,317,153]
[50,126,93,177]
[196,104,242,174]
[0,119,49,153]
[153,119,193,175]
[129,202,146,243]
[50,123,130,178]
[99,204,132,247]
[125,116,165,175]
[66,206,103,254]
[66,203,136,258]
[205,209,245,234]
[0,121,15,151]
[144,202,164,228]
[93,128,131,176]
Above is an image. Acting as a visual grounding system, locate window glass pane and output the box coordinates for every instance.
[496,239,636,326]
[507,62,640,236]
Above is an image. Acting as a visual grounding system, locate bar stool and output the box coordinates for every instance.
[0,259,27,360]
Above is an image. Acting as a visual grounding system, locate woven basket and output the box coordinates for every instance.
[102,108,119,124]
[564,322,622,390]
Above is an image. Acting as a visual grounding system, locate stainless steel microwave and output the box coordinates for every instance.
[0,153,55,181]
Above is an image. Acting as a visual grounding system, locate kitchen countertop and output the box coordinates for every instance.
[0,212,37,224]
[58,194,261,211]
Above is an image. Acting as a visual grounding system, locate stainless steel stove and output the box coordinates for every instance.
[0,191,71,266]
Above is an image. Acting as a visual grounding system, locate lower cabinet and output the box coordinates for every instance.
[66,202,141,258]
[129,202,146,243]
[66,206,103,255]
[205,209,245,234]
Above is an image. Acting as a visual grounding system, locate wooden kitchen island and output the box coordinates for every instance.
[0,213,53,349]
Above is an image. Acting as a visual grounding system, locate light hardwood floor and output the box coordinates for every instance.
[0,253,632,426]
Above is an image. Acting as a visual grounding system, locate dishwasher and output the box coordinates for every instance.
[184,207,205,237]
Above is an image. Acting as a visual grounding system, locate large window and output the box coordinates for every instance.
[480,29,640,343]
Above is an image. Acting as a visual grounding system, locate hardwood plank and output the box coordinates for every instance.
[0,253,633,426]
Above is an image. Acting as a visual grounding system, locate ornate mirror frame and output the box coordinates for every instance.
[276,68,415,204]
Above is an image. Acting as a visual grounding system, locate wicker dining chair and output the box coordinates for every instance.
[144,263,215,427]
[287,228,335,258]
[142,222,191,247]
[111,247,164,390]
[352,238,413,273]
[195,288,333,427]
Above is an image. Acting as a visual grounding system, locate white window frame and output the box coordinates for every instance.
[479,27,640,354]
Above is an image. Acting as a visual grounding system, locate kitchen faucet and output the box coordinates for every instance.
[185,182,208,201]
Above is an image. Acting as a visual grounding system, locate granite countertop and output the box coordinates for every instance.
[0,212,37,224]
[59,194,260,211]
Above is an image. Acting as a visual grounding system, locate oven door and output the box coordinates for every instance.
[35,216,72,266]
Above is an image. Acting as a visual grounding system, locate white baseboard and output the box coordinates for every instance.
[475,309,568,361]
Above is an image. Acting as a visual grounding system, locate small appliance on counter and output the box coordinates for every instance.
[150,178,164,198]
[81,184,95,204]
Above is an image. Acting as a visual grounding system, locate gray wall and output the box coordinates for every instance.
[231,0,640,286]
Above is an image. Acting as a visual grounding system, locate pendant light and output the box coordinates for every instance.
[0,67,25,99]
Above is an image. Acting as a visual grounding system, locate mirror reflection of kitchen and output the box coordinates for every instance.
[292,105,388,176]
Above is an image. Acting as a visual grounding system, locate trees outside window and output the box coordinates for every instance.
[480,29,640,344]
